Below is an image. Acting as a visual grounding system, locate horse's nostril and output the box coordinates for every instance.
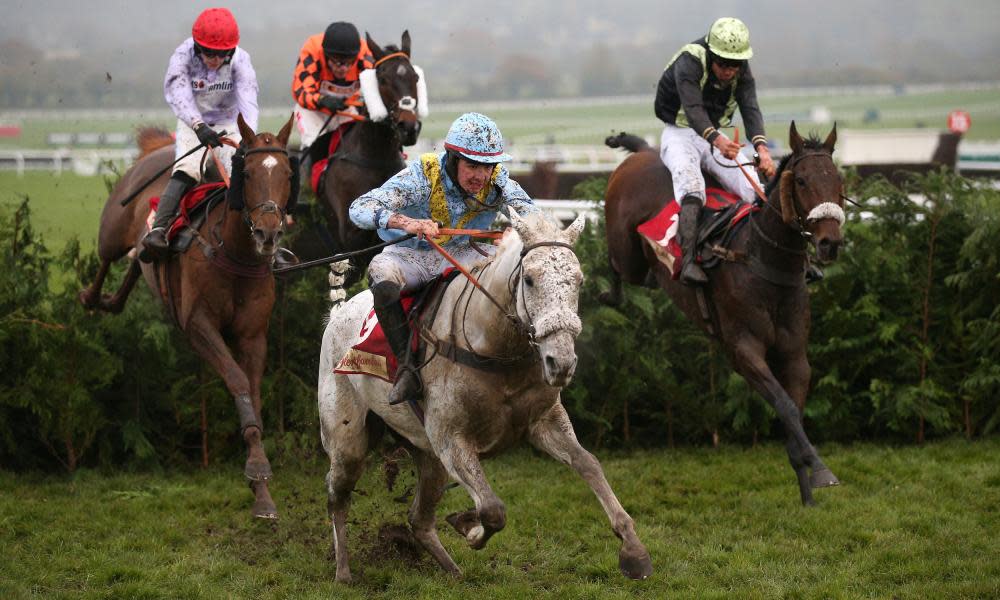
[544,355,556,373]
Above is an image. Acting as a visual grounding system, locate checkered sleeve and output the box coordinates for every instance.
[291,44,324,111]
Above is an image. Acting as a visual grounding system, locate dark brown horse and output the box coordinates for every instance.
[314,31,424,286]
[79,114,295,518]
[601,122,844,505]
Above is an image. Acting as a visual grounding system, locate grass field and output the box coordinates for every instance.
[2,85,999,154]
[0,172,110,252]
[2,439,997,599]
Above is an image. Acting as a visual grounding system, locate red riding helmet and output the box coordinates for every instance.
[192,8,239,50]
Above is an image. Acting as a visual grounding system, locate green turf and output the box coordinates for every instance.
[0,172,110,253]
[1,439,997,599]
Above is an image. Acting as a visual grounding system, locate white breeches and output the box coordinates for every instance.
[173,119,242,181]
[659,123,760,204]
[367,244,495,292]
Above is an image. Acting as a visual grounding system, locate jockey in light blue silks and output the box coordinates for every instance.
[349,112,539,405]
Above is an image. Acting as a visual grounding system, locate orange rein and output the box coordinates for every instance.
[732,127,768,203]
[208,136,240,188]
[423,228,504,294]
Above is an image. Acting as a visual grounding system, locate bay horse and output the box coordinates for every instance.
[601,122,844,506]
[318,212,652,582]
[312,31,425,288]
[79,114,295,518]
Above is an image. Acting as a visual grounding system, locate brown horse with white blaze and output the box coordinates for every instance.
[601,122,843,505]
[79,114,295,518]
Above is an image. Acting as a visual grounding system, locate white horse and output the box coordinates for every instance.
[318,211,653,582]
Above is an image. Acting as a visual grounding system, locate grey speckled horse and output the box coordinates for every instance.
[317,211,652,582]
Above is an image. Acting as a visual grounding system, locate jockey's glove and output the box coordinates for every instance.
[194,123,223,148]
[318,95,348,113]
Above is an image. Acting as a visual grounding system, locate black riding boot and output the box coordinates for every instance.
[140,172,194,262]
[678,194,708,285]
[372,281,422,406]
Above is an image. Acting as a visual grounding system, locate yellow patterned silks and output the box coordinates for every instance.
[420,152,499,244]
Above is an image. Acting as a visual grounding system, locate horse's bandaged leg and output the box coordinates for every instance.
[235,392,261,434]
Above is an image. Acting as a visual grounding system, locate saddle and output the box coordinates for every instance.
[334,269,460,382]
[637,187,757,278]
[309,124,350,192]
[147,182,228,256]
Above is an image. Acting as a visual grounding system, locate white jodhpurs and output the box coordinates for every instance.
[367,243,495,292]
[293,104,360,149]
[173,119,242,182]
[659,123,760,204]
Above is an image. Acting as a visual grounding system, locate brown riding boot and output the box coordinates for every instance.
[678,195,708,285]
[372,281,422,406]
[139,173,194,263]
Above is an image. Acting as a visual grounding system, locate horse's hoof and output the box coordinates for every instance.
[252,500,278,520]
[335,571,352,585]
[445,509,479,537]
[245,459,273,481]
[619,549,653,580]
[78,290,96,309]
[466,524,486,549]
[810,467,840,488]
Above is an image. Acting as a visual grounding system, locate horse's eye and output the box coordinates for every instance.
[795,176,807,186]
[524,275,534,287]
[378,76,387,85]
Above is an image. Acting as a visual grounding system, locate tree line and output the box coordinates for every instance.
[1,168,998,472]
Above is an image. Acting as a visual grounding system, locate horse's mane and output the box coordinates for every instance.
[135,126,174,160]
[764,134,827,197]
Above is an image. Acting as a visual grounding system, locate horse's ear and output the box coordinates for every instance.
[237,113,255,143]
[508,208,531,241]
[823,122,838,154]
[401,30,411,57]
[789,121,804,155]
[562,213,587,245]
[366,32,384,61]
[277,114,294,148]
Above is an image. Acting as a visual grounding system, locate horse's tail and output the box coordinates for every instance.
[605,132,650,154]
[328,260,352,308]
[135,126,174,160]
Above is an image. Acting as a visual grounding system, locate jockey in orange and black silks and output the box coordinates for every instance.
[349,112,540,406]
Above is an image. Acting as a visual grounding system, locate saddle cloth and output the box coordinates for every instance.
[636,187,756,278]
[310,124,350,192]
[146,182,227,240]
[334,269,458,382]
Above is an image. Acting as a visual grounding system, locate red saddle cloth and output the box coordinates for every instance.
[310,124,350,192]
[147,182,227,239]
[636,187,754,278]
[334,269,457,382]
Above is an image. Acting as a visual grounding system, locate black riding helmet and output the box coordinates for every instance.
[322,21,361,59]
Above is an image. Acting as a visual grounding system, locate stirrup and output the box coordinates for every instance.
[139,228,169,263]
[806,264,825,284]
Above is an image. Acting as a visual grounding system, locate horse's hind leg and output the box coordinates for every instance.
[598,260,625,307]
[409,449,461,577]
[99,259,142,314]
[731,339,834,505]
[528,403,653,580]
[434,437,506,550]
[319,377,370,583]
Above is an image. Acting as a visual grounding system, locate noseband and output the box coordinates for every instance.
[509,241,579,345]
[371,51,422,139]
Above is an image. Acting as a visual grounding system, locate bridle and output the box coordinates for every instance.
[371,51,421,137]
[236,145,291,233]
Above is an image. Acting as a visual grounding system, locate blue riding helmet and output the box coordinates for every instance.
[443,112,512,163]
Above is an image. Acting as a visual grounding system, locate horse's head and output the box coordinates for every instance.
[362,31,426,146]
[774,121,845,262]
[508,211,587,388]
[234,113,294,257]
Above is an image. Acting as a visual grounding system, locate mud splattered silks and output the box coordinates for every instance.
[351,151,539,291]
[163,38,259,131]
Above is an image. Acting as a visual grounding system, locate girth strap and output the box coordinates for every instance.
[433,335,536,373]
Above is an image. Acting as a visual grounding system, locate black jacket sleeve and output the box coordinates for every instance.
[735,62,767,147]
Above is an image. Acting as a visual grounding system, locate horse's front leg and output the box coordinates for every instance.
[432,435,506,550]
[409,449,461,577]
[773,350,840,490]
[185,313,276,518]
[528,402,653,580]
[731,339,836,505]
[235,331,278,518]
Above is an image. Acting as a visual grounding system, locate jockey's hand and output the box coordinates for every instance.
[318,95,348,113]
[712,134,742,160]
[388,214,440,239]
[194,123,222,148]
[755,145,776,178]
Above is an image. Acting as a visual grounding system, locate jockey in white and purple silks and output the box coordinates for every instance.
[141,7,259,262]
[349,112,540,405]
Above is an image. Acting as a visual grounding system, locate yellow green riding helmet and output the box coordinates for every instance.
[706,17,753,61]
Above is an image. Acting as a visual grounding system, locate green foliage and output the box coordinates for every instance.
[2,169,999,472]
